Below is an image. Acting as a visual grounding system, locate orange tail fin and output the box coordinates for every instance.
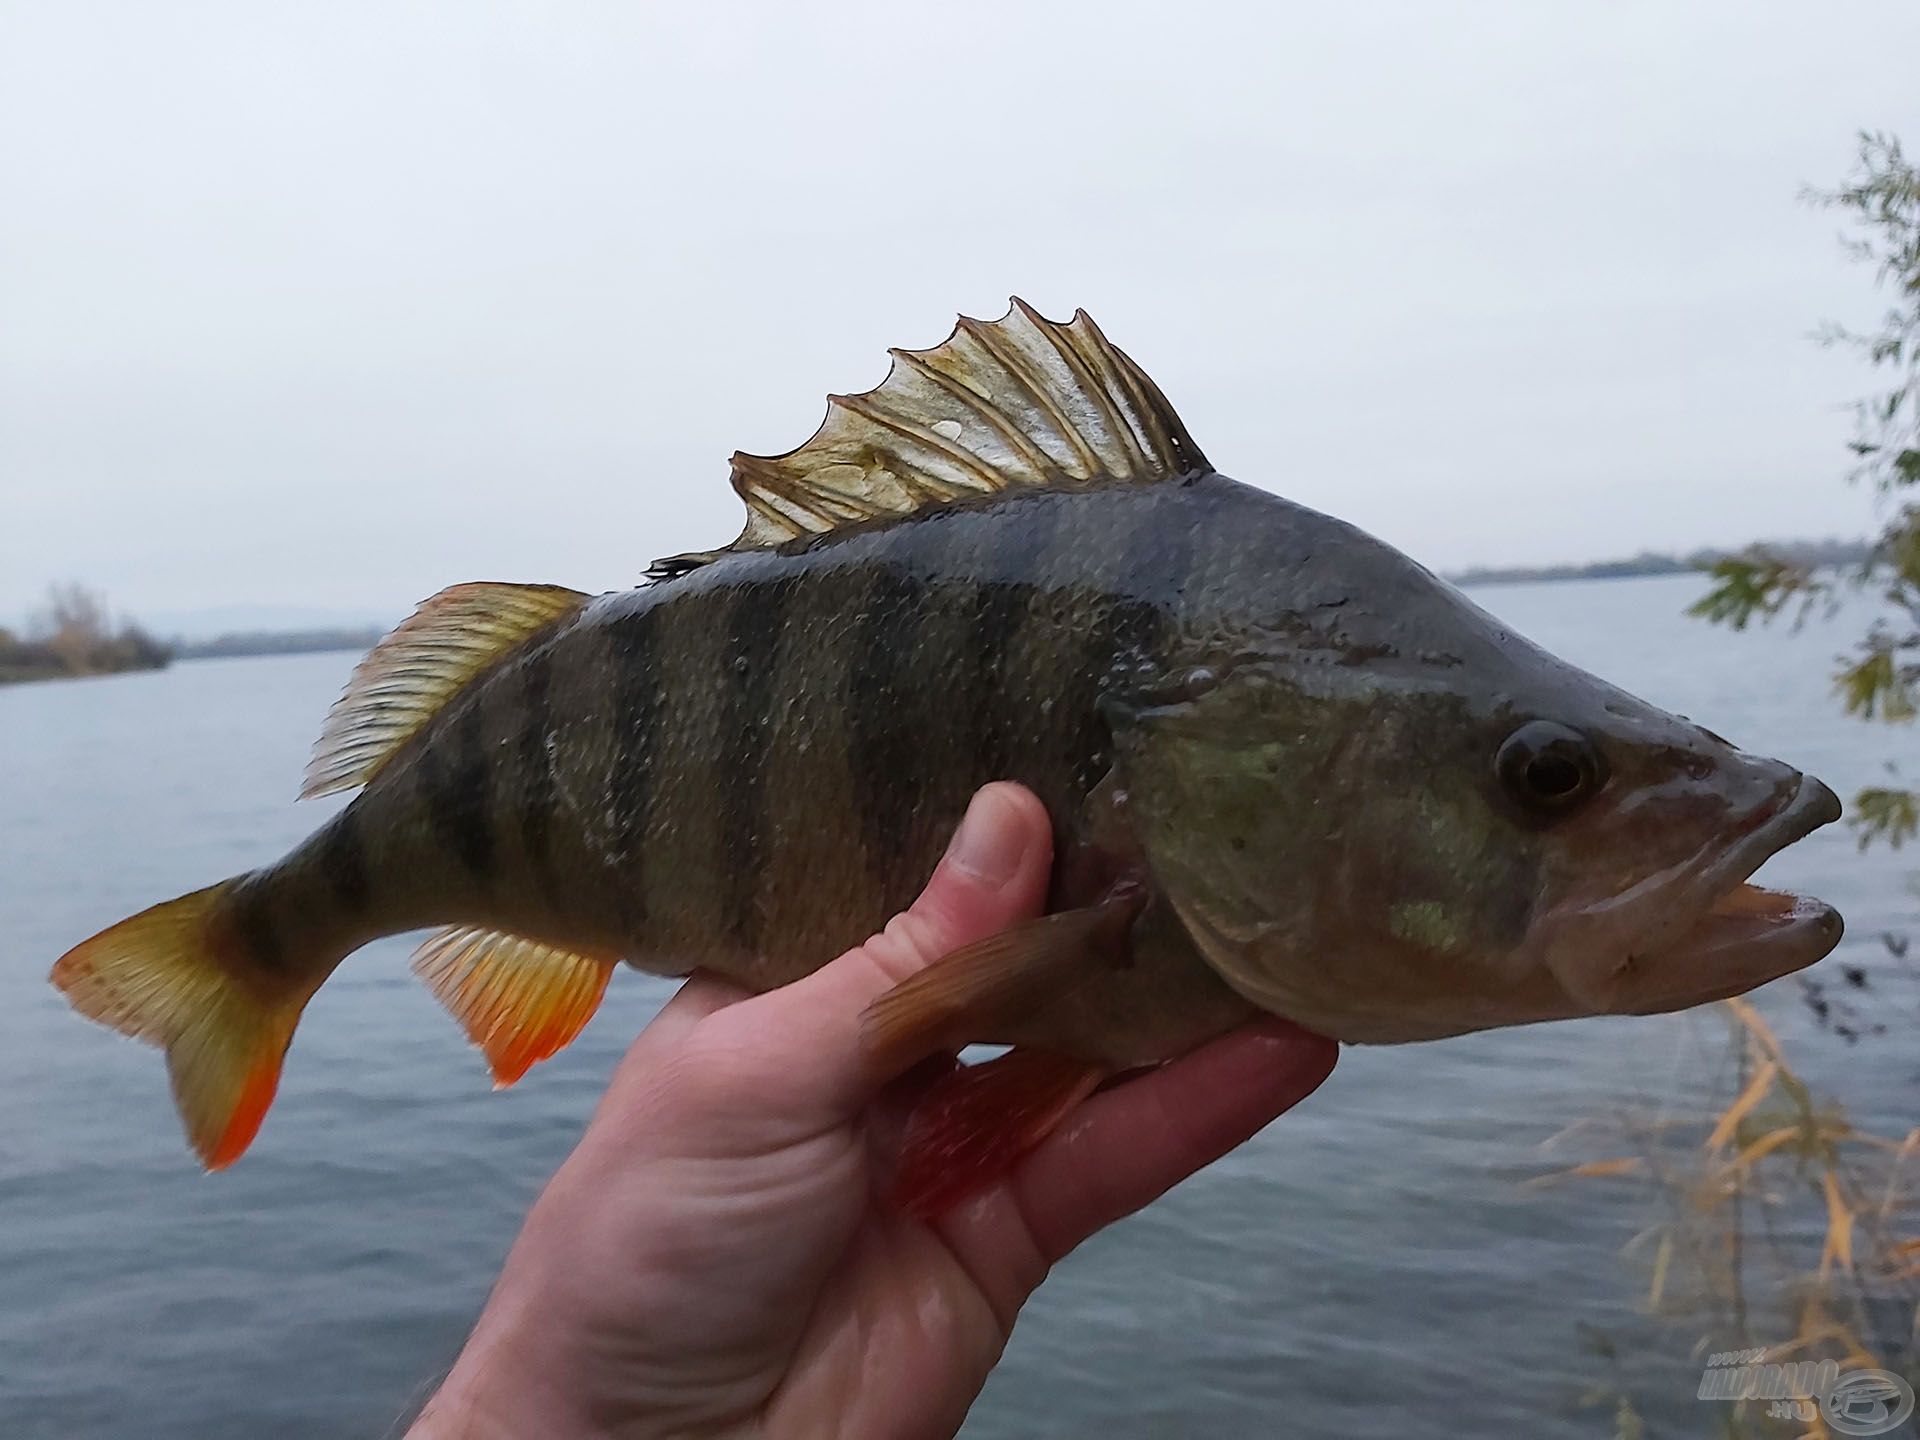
[51,881,311,1169]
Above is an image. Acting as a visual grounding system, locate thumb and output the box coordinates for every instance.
[695,782,1055,1120]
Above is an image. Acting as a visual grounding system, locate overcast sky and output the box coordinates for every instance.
[3,2,1918,632]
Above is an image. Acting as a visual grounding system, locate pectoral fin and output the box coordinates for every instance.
[861,892,1144,1218]
[859,890,1144,1077]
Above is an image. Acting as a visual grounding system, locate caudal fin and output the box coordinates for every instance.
[51,882,310,1168]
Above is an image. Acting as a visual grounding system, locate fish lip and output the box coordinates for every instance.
[1631,772,1844,989]
[1544,772,1843,1014]
[1623,890,1844,1013]
[1681,772,1840,913]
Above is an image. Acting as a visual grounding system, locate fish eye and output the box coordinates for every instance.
[1496,720,1608,815]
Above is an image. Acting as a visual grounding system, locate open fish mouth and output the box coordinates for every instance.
[1622,775,1844,1013]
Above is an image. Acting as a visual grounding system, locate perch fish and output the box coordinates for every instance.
[52,301,1844,1208]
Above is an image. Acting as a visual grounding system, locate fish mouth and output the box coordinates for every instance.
[1620,774,1844,1013]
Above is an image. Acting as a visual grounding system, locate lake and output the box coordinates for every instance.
[2,573,1913,1438]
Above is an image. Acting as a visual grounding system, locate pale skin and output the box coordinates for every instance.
[410,783,1339,1440]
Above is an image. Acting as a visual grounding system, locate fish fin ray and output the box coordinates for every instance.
[860,893,1142,1076]
[413,926,616,1086]
[302,582,589,799]
[51,880,311,1169]
[652,302,1209,575]
[892,1049,1107,1218]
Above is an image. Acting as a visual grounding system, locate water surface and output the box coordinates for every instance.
[2,574,1912,1437]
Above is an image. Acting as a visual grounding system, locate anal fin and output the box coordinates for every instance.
[413,927,616,1086]
[893,1049,1107,1218]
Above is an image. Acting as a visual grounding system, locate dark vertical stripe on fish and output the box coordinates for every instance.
[605,607,663,928]
[1067,493,1192,791]
[513,643,560,904]
[316,809,372,911]
[716,578,792,952]
[966,494,1063,781]
[419,695,495,881]
[846,557,928,883]
[229,878,284,974]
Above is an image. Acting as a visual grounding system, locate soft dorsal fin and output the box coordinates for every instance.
[412,925,616,1086]
[651,300,1209,577]
[302,582,588,799]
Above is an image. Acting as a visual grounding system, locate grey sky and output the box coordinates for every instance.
[3,1,1917,632]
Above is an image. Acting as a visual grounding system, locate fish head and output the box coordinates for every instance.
[1488,677,1842,1026]
[1107,632,1843,1043]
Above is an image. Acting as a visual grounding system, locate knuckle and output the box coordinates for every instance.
[872,913,946,983]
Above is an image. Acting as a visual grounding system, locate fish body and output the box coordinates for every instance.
[239,475,1323,1072]
[53,302,1845,1180]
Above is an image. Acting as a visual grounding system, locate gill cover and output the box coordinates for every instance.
[1104,662,1543,1032]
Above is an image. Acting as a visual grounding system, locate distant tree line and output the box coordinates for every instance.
[0,583,170,685]
[1448,536,1872,589]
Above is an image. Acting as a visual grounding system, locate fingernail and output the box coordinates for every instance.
[944,784,1027,888]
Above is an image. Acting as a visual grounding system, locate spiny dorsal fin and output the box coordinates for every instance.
[412,925,616,1087]
[302,582,588,799]
[651,300,1209,577]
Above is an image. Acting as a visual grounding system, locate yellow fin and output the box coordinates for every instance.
[52,880,310,1169]
[652,301,1209,576]
[413,926,616,1086]
[302,581,588,799]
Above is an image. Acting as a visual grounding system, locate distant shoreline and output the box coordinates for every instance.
[171,627,386,662]
[0,627,385,687]
[1448,561,1702,589]
[1444,537,1870,590]
[0,654,169,686]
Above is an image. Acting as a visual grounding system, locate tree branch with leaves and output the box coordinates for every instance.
[1693,132,1920,849]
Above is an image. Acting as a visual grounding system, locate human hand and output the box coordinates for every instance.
[411,782,1338,1440]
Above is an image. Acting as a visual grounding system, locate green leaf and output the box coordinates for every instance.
[1835,638,1919,721]
[1689,553,1819,630]
[1851,786,1920,850]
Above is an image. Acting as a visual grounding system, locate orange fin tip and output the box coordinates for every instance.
[413,926,616,1086]
[52,880,308,1169]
